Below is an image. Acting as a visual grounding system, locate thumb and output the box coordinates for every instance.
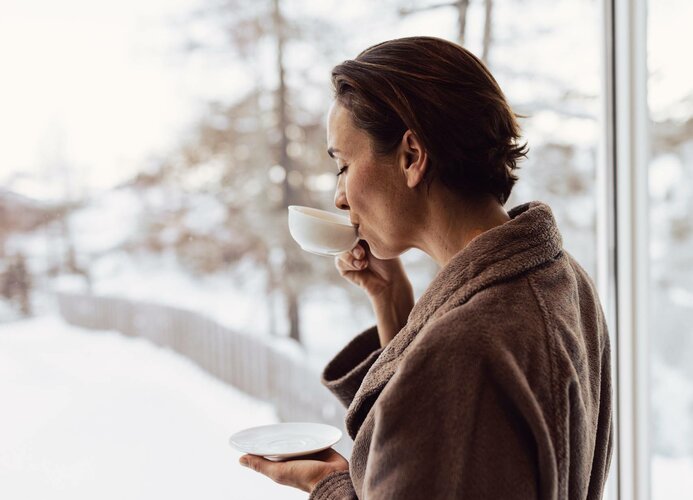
[240,454,271,472]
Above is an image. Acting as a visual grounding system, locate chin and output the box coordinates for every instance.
[367,240,404,261]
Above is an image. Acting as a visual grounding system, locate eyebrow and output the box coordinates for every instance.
[327,147,341,159]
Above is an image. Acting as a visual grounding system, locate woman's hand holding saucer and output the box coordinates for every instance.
[239,448,349,493]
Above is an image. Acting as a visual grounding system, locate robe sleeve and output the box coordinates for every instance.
[321,326,383,409]
[309,470,357,500]
[307,327,382,500]
[360,325,551,499]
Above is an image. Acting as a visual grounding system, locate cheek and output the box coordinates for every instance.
[345,171,368,208]
[348,158,395,216]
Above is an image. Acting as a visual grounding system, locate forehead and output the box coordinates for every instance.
[326,101,365,153]
[326,101,349,137]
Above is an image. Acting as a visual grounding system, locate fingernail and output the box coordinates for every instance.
[354,247,364,258]
[357,260,366,269]
[239,457,249,467]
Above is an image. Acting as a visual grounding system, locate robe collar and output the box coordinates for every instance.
[345,202,564,439]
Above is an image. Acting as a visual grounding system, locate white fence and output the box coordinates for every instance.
[56,292,350,453]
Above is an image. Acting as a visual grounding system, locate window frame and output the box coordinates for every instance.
[599,0,651,498]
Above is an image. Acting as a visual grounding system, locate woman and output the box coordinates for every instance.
[239,36,612,499]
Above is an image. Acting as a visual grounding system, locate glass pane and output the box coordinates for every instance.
[0,0,605,498]
[648,0,693,498]
[492,1,601,278]
[343,0,602,279]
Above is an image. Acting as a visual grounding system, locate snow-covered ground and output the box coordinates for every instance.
[653,456,693,500]
[0,316,306,500]
[2,315,693,498]
[51,244,375,369]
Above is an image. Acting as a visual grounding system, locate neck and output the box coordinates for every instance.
[412,185,511,267]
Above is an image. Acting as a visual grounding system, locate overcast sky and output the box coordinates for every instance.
[0,0,242,196]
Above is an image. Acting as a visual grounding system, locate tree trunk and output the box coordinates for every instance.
[273,0,301,344]
[266,252,277,337]
[482,0,493,63]
[60,214,77,273]
[456,0,470,45]
[286,287,300,343]
[274,0,292,208]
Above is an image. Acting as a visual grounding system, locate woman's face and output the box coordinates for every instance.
[326,101,413,259]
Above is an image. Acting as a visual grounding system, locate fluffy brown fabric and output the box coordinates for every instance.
[309,202,612,500]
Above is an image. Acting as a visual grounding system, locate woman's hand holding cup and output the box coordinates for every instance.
[335,241,414,347]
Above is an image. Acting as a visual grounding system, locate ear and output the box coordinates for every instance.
[399,130,428,189]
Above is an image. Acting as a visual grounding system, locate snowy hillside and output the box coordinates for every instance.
[0,316,306,500]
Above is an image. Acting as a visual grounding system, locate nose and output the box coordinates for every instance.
[334,176,349,211]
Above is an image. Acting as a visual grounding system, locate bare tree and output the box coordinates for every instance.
[162,0,348,344]
[398,0,493,63]
[271,0,302,341]
[482,0,493,63]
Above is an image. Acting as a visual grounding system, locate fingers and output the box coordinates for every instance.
[239,453,336,492]
[335,245,368,275]
[239,454,286,483]
[289,448,335,462]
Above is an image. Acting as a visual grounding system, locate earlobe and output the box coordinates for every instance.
[401,130,428,189]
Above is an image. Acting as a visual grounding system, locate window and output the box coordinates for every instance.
[647,0,693,497]
[1,1,688,498]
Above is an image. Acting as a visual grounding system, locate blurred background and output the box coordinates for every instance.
[0,0,690,498]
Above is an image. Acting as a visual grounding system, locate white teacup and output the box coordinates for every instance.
[287,205,359,256]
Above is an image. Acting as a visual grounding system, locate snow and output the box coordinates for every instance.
[651,360,693,457]
[52,244,373,367]
[68,190,143,254]
[63,252,275,339]
[653,456,693,500]
[2,315,693,499]
[0,300,21,323]
[0,316,306,500]
[670,287,693,309]
[523,110,596,147]
[181,195,228,235]
[650,154,683,201]
[0,0,691,496]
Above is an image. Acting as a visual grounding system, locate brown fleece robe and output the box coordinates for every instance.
[308,202,612,500]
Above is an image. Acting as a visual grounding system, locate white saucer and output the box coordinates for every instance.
[229,422,343,461]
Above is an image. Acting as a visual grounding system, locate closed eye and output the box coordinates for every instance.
[336,165,348,177]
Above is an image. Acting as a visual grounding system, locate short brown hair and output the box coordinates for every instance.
[331,36,527,204]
